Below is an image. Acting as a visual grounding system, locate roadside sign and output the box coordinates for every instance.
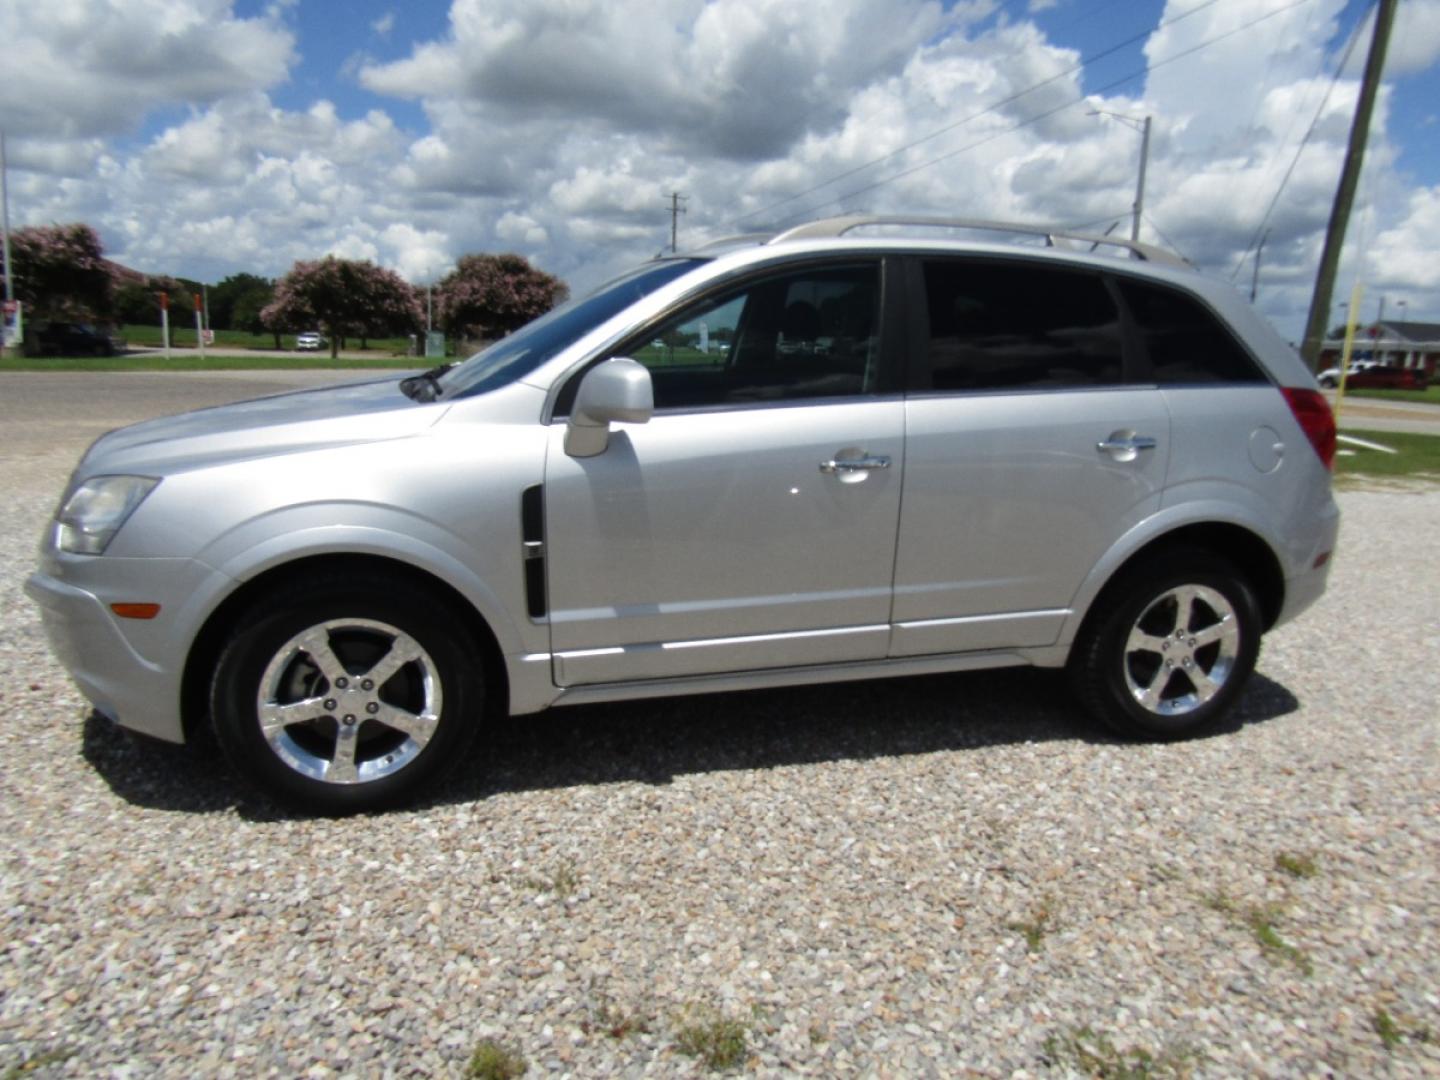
[425,331,445,359]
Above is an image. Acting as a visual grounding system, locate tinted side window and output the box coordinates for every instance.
[622,263,881,411]
[1118,279,1266,384]
[922,261,1123,391]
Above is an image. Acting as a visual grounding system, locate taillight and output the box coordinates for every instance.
[1281,387,1337,471]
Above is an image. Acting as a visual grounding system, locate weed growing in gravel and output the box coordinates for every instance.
[583,988,652,1040]
[1244,906,1313,975]
[1203,891,1312,975]
[526,858,579,898]
[673,1003,750,1072]
[1007,897,1055,952]
[1274,851,1318,879]
[1041,1026,1196,1078]
[2,1047,75,1079]
[465,1038,528,1079]
[1373,1007,1433,1053]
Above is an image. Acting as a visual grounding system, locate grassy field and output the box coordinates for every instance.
[1336,428,1440,479]
[117,324,415,354]
[1343,385,1440,406]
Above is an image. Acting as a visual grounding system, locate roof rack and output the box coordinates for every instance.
[767,215,1188,268]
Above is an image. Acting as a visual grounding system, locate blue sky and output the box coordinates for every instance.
[3,0,1439,337]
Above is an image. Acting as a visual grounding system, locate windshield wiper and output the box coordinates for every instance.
[400,362,455,402]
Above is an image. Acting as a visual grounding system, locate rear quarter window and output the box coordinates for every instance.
[1117,279,1267,384]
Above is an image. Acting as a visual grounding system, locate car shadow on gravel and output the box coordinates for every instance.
[80,667,1301,819]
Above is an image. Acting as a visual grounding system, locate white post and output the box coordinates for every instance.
[160,293,170,360]
[194,293,205,360]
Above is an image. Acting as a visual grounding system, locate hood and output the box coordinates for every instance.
[78,375,445,477]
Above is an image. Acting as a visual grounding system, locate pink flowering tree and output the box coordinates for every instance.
[4,223,113,320]
[436,253,568,345]
[263,256,422,358]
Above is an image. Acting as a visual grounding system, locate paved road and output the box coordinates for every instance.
[1328,393,1440,435]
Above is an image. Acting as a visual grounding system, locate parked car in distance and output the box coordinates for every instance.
[295,331,326,351]
[1331,364,1426,391]
[27,215,1341,814]
[33,322,123,357]
[1315,358,1377,387]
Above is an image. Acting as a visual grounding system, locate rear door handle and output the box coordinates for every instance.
[819,455,891,474]
[1096,432,1157,462]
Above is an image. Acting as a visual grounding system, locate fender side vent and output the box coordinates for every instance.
[521,484,547,618]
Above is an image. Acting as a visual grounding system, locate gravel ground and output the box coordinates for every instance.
[1,374,1437,1077]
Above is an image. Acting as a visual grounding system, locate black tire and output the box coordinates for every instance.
[1319,376,1337,388]
[210,572,484,814]
[1068,549,1262,740]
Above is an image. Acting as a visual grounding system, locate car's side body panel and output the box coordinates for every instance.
[543,399,906,685]
[891,388,1172,656]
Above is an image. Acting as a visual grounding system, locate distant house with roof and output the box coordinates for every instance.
[1318,320,1440,380]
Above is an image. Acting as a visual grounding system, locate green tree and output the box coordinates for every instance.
[209,272,273,332]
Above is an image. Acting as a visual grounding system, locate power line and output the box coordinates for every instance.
[775,0,1318,228]
[1228,8,1367,282]
[735,0,1231,228]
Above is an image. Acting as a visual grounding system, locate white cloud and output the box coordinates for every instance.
[372,11,396,38]
[0,0,296,138]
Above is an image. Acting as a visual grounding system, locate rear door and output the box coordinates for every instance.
[890,256,1172,657]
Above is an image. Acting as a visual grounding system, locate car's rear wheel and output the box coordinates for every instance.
[211,573,483,814]
[1069,549,1261,739]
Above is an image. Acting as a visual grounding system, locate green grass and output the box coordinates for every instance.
[464,1039,527,1079]
[672,1005,750,1072]
[1373,1007,1432,1053]
[118,323,415,353]
[1335,428,1440,479]
[1042,1027,1196,1078]
[0,353,420,372]
[1343,385,1440,406]
[1274,851,1318,879]
[1006,897,1055,952]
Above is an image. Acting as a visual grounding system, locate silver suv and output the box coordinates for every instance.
[28,216,1340,813]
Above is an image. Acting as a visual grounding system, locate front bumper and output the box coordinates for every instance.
[25,555,234,745]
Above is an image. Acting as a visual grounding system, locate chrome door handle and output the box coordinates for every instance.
[1096,434,1157,453]
[819,455,891,474]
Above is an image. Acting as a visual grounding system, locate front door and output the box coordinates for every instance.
[543,260,906,686]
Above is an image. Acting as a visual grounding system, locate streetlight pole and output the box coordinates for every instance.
[1090,111,1152,244]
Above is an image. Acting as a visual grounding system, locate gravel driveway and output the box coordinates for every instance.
[2,373,1437,1077]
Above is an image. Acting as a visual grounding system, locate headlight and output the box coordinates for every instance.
[56,475,159,555]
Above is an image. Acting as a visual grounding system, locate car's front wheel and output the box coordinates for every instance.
[210,573,483,813]
[1069,549,1261,740]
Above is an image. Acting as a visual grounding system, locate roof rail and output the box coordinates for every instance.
[767,215,1189,268]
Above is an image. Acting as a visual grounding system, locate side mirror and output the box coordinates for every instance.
[565,358,654,457]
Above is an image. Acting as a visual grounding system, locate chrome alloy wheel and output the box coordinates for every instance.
[255,618,443,785]
[1122,584,1241,717]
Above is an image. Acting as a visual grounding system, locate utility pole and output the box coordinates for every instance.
[665,191,688,253]
[1,131,15,359]
[1299,0,1397,368]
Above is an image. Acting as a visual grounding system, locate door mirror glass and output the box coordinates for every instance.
[565,358,654,457]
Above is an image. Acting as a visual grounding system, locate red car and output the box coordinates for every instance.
[1339,364,1426,390]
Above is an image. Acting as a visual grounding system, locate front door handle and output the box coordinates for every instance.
[819,455,891,474]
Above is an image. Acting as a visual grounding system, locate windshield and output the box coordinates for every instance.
[439,258,704,400]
